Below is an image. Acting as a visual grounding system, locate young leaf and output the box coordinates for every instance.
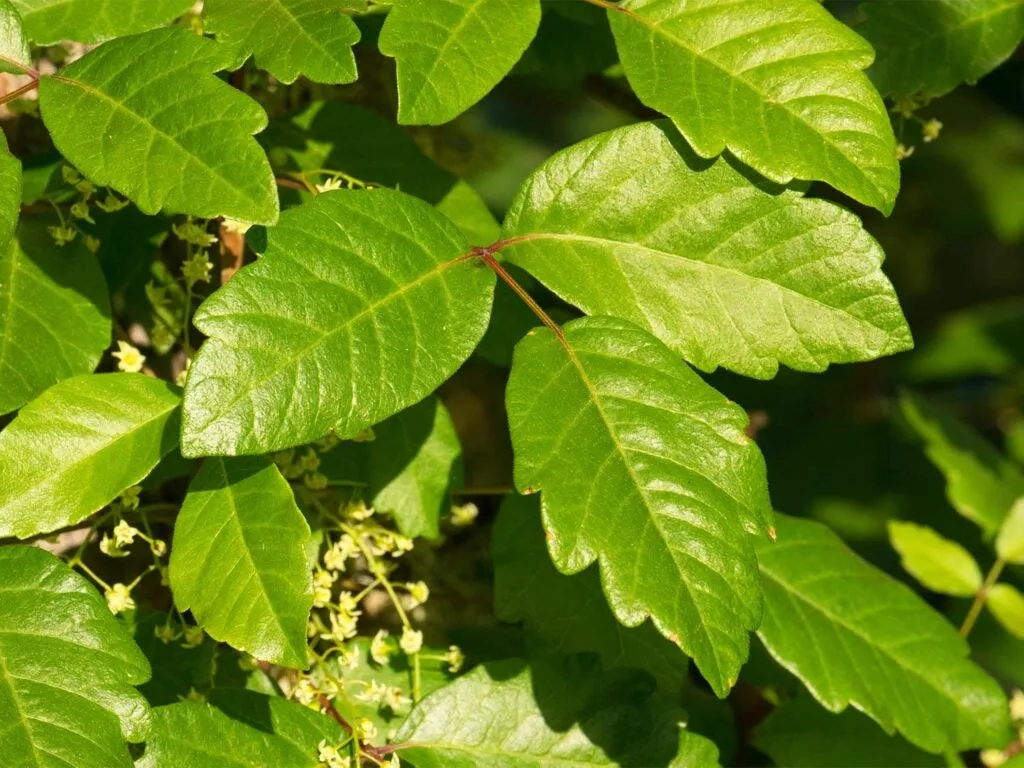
[180,189,494,457]
[38,28,278,225]
[0,220,111,415]
[861,0,1024,99]
[606,0,899,213]
[203,0,359,85]
[996,497,1024,564]
[987,583,1024,639]
[756,513,1009,753]
[493,494,688,694]
[0,546,151,766]
[506,316,772,696]
[169,457,313,668]
[0,373,181,539]
[378,0,542,125]
[501,121,911,380]
[10,0,192,44]
[887,520,983,597]
[0,0,30,74]
[394,655,720,767]
[901,391,1024,537]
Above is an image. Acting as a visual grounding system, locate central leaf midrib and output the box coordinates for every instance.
[0,650,44,767]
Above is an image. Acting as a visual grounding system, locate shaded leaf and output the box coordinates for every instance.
[123,609,221,707]
[502,121,911,380]
[506,316,771,696]
[756,513,1009,753]
[907,299,1024,380]
[0,373,180,538]
[888,520,983,596]
[38,28,278,225]
[607,0,899,212]
[0,0,30,74]
[987,583,1024,639]
[169,457,313,668]
[180,189,494,456]
[0,132,18,261]
[0,546,151,766]
[10,0,192,44]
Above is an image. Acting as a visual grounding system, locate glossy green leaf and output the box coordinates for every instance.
[756,513,1009,753]
[0,133,18,259]
[888,521,983,596]
[506,316,771,696]
[987,583,1024,639]
[861,0,1024,99]
[493,494,688,694]
[378,0,542,125]
[10,0,191,44]
[0,220,111,415]
[502,121,911,380]
[606,0,899,213]
[0,373,180,539]
[395,655,719,767]
[0,0,30,74]
[169,457,313,668]
[136,690,344,768]
[901,391,1024,537]
[180,189,494,457]
[996,498,1024,564]
[38,28,278,225]
[203,0,359,84]
[0,546,151,766]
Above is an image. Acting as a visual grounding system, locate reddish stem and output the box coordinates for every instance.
[471,242,565,341]
[0,79,40,107]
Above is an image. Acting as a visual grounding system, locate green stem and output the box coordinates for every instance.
[960,558,1005,638]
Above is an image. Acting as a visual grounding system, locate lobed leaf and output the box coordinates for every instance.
[887,520,983,597]
[0,220,111,415]
[506,315,772,696]
[169,457,313,668]
[0,546,151,767]
[756,513,1009,753]
[606,0,899,212]
[180,189,494,456]
[204,0,359,85]
[38,28,278,225]
[378,0,542,125]
[0,373,180,539]
[502,121,911,380]
[10,0,192,44]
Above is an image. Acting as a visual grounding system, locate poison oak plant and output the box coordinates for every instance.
[1,0,1024,766]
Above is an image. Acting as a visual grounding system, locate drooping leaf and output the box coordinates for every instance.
[0,220,111,415]
[506,316,772,696]
[0,546,151,766]
[10,0,192,44]
[378,0,542,125]
[861,0,1024,100]
[887,520,983,596]
[987,583,1024,639]
[0,373,181,538]
[203,0,359,84]
[502,121,911,380]
[395,655,720,767]
[493,494,688,694]
[756,513,1009,753]
[606,0,899,213]
[996,498,1024,564]
[901,391,1024,537]
[0,0,30,74]
[180,189,494,457]
[136,690,344,768]
[38,28,278,225]
[169,456,313,668]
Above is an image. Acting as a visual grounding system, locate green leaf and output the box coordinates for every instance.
[378,0,542,125]
[0,129,20,271]
[606,0,899,213]
[861,0,1024,100]
[753,696,943,767]
[10,0,192,44]
[180,189,494,457]
[0,220,111,415]
[203,0,359,84]
[901,391,1024,537]
[887,520,983,596]
[136,690,344,768]
[986,583,1024,639]
[169,456,313,668]
[123,610,221,707]
[996,497,1024,564]
[395,655,720,767]
[506,315,772,696]
[0,373,180,539]
[38,28,278,225]
[493,494,688,694]
[501,121,911,380]
[435,180,501,246]
[0,546,151,766]
[0,0,30,74]
[756,513,1009,753]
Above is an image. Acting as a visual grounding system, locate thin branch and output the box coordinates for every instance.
[0,79,40,107]
[960,558,1005,638]
[0,53,39,79]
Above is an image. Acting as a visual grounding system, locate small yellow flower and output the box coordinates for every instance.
[451,502,479,527]
[384,685,410,712]
[922,118,943,143]
[113,341,145,373]
[370,629,392,665]
[344,500,374,521]
[105,583,135,614]
[183,687,206,703]
[300,449,321,472]
[981,748,1007,768]
[895,143,915,161]
[354,717,377,740]
[182,250,213,286]
[323,535,357,571]
[47,224,77,246]
[95,192,129,213]
[314,177,344,194]
[61,165,81,185]
[293,677,319,706]
[173,220,217,248]
[84,235,101,253]
[406,581,429,608]
[313,586,332,608]
[444,644,465,673]
[336,590,358,614]
[113,519,138,547]
[357,679,388,704]
[150,539,167,557]
[1011,689,1024,722]
[304,471,328,491]
[317,739,350,768]
[181,625,204,649]
[70,200,94,224]
[119,485,142,511]
[99,534,129,558]
[336,644,359,670]
[154,623,178,644]
[399,627,423,655]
